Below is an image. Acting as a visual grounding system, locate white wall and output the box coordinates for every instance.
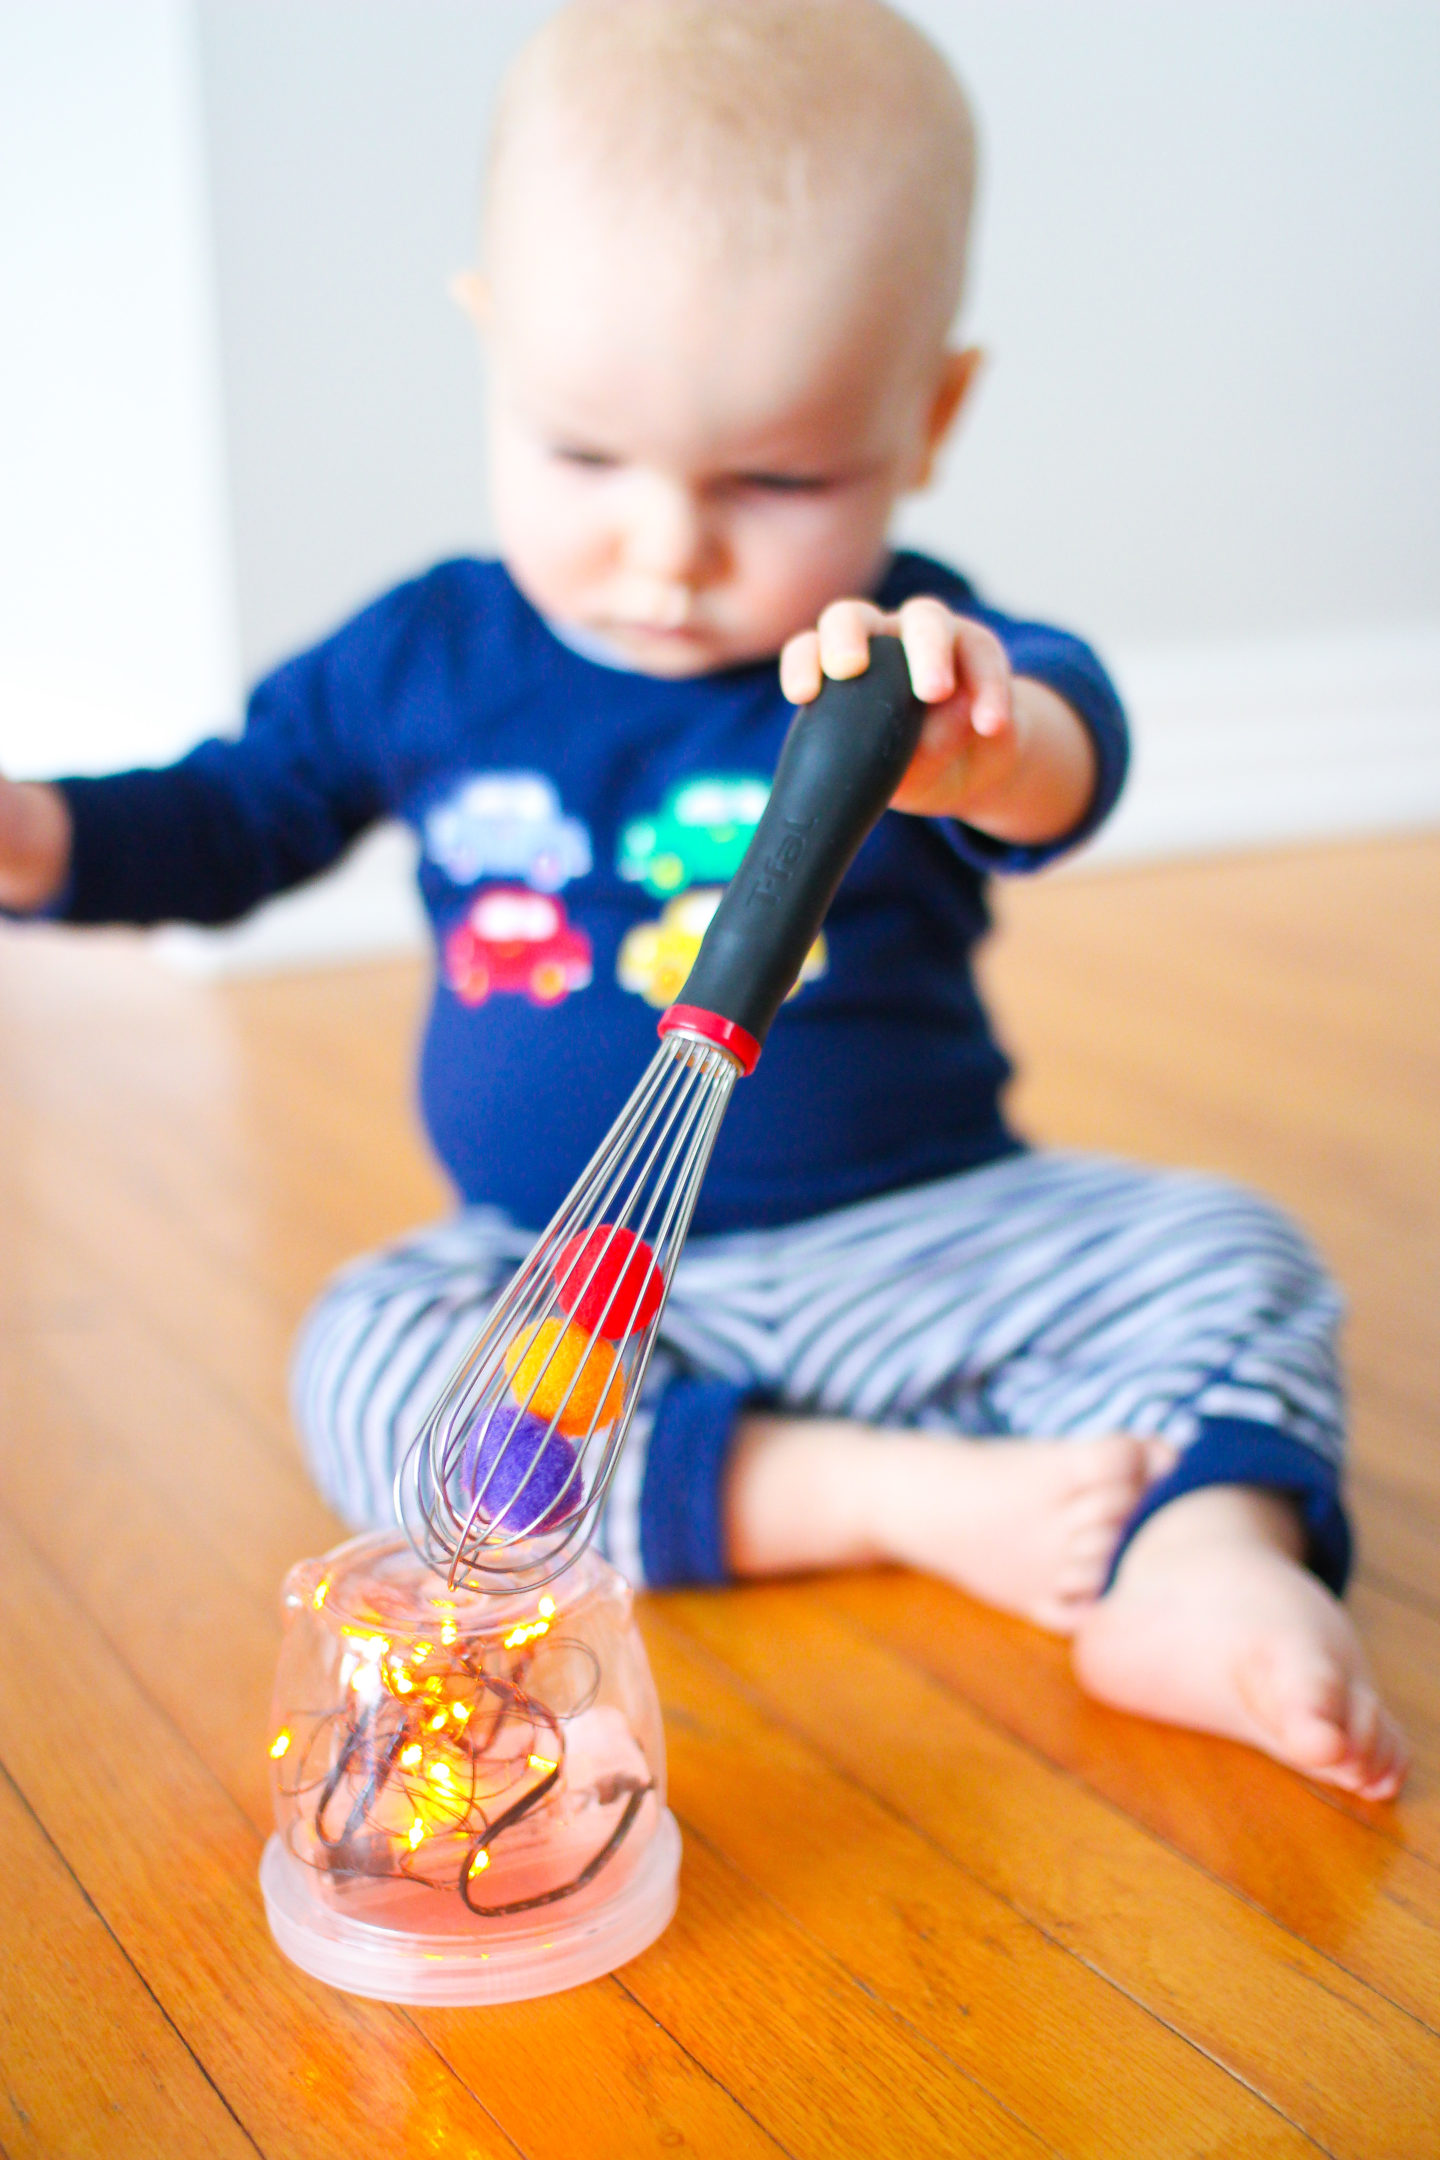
[0,0,238,777]
[900,0,1440,646]
[191,0,1440,672]
[193,0,555,680]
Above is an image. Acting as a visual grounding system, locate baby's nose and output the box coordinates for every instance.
[623,473,714,584]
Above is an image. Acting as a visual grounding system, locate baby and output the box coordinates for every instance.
[0,0,1403,1796]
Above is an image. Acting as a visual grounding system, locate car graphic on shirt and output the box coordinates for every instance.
[616,888,826,1010]
[444,888,593,1008]
[424,771,592,892]
[616,775,771,897]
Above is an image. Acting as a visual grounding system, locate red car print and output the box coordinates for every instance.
[444,888,593,1008]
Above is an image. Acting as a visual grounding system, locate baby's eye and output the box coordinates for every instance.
[553,445,618,471]
[734,472,833,495]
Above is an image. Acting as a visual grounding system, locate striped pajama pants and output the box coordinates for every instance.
[291,1151,1351,1594]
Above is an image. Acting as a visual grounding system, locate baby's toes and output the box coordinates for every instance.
[1356,1704,1409,1801]
[1060,1514,1125,1582]
[1041,1535,1120,1623]
[1239,1643,1351,1767]
[1026,1583,1100,1635]
[1344,1685,1409,1801]
[1245,1645,1407,1797]
[1063,1433,1152,1512]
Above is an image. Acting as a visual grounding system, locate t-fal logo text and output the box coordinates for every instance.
[748,818,816,905]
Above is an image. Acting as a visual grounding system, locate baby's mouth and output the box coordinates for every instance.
[601,582,708,639]
[602,614,709,644]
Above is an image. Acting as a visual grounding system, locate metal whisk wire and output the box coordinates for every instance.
[396,1027,739,1592]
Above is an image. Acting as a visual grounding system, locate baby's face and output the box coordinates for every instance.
[480,185,950,676]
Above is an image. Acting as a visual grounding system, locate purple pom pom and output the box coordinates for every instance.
[460,1405,580,1533]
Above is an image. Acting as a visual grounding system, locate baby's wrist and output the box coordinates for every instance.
[956,678,1095,846]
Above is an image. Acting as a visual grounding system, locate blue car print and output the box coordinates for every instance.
[424,771,592,892]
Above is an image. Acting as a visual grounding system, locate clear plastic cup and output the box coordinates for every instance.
[259,1529,679,2004]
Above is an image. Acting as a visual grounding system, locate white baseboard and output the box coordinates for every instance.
[157,625,1440,974]
[1088,625,1440,865]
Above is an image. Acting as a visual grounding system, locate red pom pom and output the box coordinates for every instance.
[553,1226,665,1339]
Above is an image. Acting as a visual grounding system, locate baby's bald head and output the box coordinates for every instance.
[486,0,977,369]
[472,2,984,677]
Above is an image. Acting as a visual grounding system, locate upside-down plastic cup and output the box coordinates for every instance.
[259,1530,680,2005]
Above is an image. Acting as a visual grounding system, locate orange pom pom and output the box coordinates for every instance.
[503,1318,624,1435]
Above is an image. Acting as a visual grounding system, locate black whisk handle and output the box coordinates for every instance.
[664,636,924,1066]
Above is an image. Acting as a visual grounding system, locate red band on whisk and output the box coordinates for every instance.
[657,1005,761,1076]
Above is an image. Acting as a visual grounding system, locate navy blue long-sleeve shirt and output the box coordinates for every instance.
[54,551,1128,1233]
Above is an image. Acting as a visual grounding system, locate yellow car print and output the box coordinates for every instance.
[617,889,827,1010]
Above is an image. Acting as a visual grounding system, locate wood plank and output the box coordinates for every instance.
[0,1766,260,2160]
[0,1512,523,2160]
[1340,1584,1440,1876]
[816,1567,1440,2027]
[663,1579,1440,2159]
[0,1343,1042,2160]
[0,972,438,1329]
[621,1824,1051,2159]
[0,1347,798,2157]
[3,835,1435,2156]
[1351,1466,1440,1620]
[421,1985,790,2160]
[0,1440,811,2158]
[1353,1582,1440,1752]
[0,1222,1047,2157]
[637,1609,1316,2155]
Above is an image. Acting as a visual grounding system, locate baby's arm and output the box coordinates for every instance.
[0,775,72,912]
[780,596,1097,847]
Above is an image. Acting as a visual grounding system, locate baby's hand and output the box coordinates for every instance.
[0,773,72,912]
[779,596,1020,817]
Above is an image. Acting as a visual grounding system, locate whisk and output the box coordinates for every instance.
[397,638,924,1591]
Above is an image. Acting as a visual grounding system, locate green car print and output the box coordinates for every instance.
[617,774,771,897]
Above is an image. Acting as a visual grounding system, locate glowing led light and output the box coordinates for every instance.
[411,1641,432,1662]
[451,1702,471,1723]
[503,1617,552,1649]
[400,1742,423,1768]
[439,1622,458,1645]
[423,1677,443,1695]
[528,1754,557,1775]
[391,1671,414,1695]
[268,1730,292,1759]
[537,1595,556,1618]
[311,1579,330,1610]
[469,1850,491,1876]
[408,1817,425,1849]
[428,1763,454,1790]
[429,1711,447,1732]
[340,1626,389,1659]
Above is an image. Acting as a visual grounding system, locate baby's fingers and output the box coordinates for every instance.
[896,597,960,703]
[815,598,888,683]
[779,629,823,705]
[955,618,1012,737]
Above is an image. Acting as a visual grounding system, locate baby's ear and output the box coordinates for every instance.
[449,270,493,329]
[911,347,984,488]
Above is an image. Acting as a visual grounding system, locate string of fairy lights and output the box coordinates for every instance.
[270,1576,650,1917]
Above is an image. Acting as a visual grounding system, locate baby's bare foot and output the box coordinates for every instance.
[871,1431,1167,1634]
[1073,1485,1407,1798]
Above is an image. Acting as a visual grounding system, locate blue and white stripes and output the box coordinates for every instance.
[291,1151,1348,1593]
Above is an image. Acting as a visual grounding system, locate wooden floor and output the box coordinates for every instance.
[1,833,1437,2159]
